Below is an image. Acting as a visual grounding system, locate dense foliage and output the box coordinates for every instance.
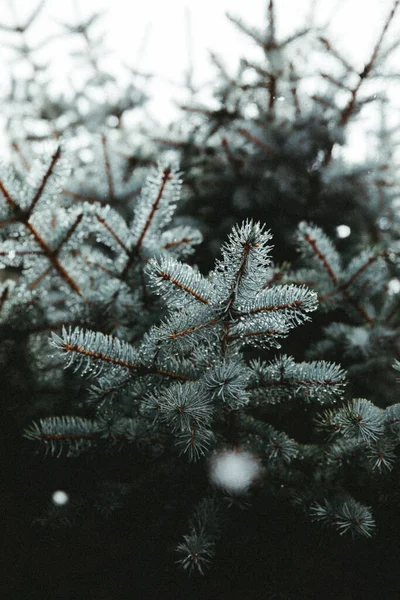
[1,2,400,598]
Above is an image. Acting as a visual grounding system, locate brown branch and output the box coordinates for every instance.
[62,189,101,203]
[0,285,9,313]
[267,0,276,48]
[237,128,275,155]
[136,167,172,249]
[238,299,302,317]
[302,232,373,323]
[28,145,62,214]
[82,255,118,278]
[261,271,283,289]
[312,95,336,110]
[224,242,254,314]
[228,328,280,342]
[101,134,115,202]
[96,214,130,254]
[162,237,191,250]
[268,73,277,113]
[61,341,193,380]
[340,0,400,128]
[320,250,395,303]
[318,37,357,74]
[158,270,211,305]
[302,232,338,283]
[120,168,173,279]
[0,250,43,256]
[12,142,31,171]
[221,137,243,177]
[29,266,52,290]
[25,221,81,295]
[320,72,351,92]
[247,377,340,391]
[241,58,275,80]
[0,180,19,210]
[57,213,83,251]
[40,433,97,441]
[289,63,301,118]
[169,317,220,340]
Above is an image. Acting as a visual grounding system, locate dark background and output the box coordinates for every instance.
[2,407,399,600]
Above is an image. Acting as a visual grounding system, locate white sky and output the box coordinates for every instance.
[1,0,400,159]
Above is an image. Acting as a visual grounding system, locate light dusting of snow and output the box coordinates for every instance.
[208,449,261,493]
[336,224,351,238]
[52,490,69,506]
[388,278,400,294]
[351,326,369,347]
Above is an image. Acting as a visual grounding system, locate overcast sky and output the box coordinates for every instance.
[1,0,400,159]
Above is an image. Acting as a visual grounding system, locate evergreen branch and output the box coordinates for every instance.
[28,145,61,215]
[318,37,358,74]
[167,317,220,341]
[201,358,250,408]
[11,141,31,171]
[228,328,283,344]
[146,256,214,306]
[311,95,337,110]
[176,497,221,575]
[320,72,351,92]
[310,497,376,538]
[25,220,82,295]
[316,399,385,442]
[101,134,115,202]
[320,250,387,301]
[237,128,275,155]
[176,531,215,575]
[237,414,299,463]
[0,0,46,34]
[136,166,172,249]
[236,285,317,322]
[385,402,400,437]
[162,237,191,249]
[52,326,194,381]
[247,356,346,404]
[96,214,130,254]
[225,13,266,49]
[366,438,397,472]
[176,421,215,462]
[23,416,102,457]
[298,223,339,283]
[280,27,311,49]
[221,137,243,177]
[51,326,140,376]
[62,189,103,203]
[297,223,374,323]
[267,0,276,48]
[23,415,144,457]
[28,265,52,290]
[215,220,274,314]
[56,212,83,251]
[0,249,44,256]
[240,58,279,81]
[0,284,9,314]
[340,0,400,128]
[0,178,19,210]
[145,382,214,433]
[289,62,301,117]
[0,150,81,295]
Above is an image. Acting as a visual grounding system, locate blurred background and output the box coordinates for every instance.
[1,0,400,160]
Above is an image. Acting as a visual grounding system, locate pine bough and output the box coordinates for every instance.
[0,146,398,574]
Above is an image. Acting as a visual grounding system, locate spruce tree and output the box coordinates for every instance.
[1,2,400,598]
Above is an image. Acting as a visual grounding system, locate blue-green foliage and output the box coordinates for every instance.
[1,0,400,580]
